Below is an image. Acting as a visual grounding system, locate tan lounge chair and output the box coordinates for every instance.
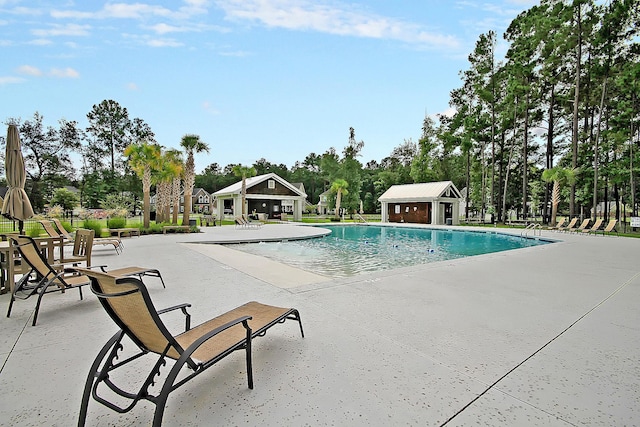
[51,218,123,254]
[599,219,618,236]
[583,218,604,234]
[558,217,578,232]
[567,218,590,233]
[75,268,303,427]
[235,216,261,229]
[546,217,567,231]
[6,234,92,326]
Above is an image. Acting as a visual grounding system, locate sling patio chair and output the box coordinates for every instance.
[235,216,261,229]
[569,218,591,233]
[556,217,578,232]
[52,218,123,255]
[545,217,567,231]
[74,268,303,427]
[583,218,604,235]
[40,219,74,248]
[6,234,93,326]
[599,219,619,236]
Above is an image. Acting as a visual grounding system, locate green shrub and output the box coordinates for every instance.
[56,220,73,233]
[107,217,127,229]
[83,219,104,237]
[27,224,43,237]
[146,223,163,234]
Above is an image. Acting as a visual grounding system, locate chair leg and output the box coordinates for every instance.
[31,281,55,326]
[246,329,253,389]
[32,288,46,326]
[6,293,15,318]
[292,309,305,338]
[78,332,123,427]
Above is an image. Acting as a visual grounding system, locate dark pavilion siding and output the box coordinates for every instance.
[387,202,431,224]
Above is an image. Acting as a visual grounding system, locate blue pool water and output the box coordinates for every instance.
[232,225,551,278]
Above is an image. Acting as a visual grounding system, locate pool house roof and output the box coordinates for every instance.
[378,181,462,202]
[212,173,307,198]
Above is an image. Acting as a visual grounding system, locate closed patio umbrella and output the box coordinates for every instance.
[2,124,34,233]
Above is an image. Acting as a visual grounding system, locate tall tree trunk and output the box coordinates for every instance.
[592,78,607,222]
[570,4,582,217]
[498,130,506,222]
[544,87,556,224]
[182,191,192,225]
[522,86,530,219]
[465,149,470,220]
[503,100,519,223]
[631,108,637,217]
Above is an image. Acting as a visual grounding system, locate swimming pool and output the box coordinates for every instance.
[231,225,552,278]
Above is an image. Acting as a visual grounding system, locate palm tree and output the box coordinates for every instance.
[330,179,349,220]
[232,165,257,216]
[541,167,577,226]
[124,142,162,228]
[153,150,182,223]
[180,134,209,226]
[164,149,184,225]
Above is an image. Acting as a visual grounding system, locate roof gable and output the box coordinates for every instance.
[212,173,307,198]
[378,181,462,201]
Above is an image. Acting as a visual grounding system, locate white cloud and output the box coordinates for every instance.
[0,76,25,85]
[219,49,250,57]
[127,82,140,91]
[149,23,185,34]
[49,67,80,78]
[102,3,173,19]
[28,38,53,45]
[147,38,184,47]
[17,65,43,76]
[215,0,460,49]
[52,3,181,20]
[438,107,457,119]
[32,23,90,37]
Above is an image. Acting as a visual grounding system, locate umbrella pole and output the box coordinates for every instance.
[18,220,24,235]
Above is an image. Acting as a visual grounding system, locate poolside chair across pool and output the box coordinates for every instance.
[75,267,304,427]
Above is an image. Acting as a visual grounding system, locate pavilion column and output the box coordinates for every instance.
[430,201,439,225]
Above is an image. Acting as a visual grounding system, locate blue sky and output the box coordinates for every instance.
[0,0,536,174]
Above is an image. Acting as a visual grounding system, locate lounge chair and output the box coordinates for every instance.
[546,217,567,231]
[583,218,604,234]
[51,218,123,254]
[599,219,618,236]
[567,218,590,233]
[40,219,74,247]
[5,232,164,325]
[75,267,303,427]
[557,217,578,232]
[235,216,261,229]
[6,234,92,326]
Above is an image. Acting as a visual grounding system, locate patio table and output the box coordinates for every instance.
[0,236,64,294]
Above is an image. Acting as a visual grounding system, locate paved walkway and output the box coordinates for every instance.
[1,223,638,426]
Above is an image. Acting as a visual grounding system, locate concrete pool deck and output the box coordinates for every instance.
[0,223,638,426]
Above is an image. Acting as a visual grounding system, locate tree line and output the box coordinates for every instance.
[2,0,638,225]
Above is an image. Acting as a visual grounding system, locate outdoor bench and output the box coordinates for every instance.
[162,225,191,234]
[109,228,140,238]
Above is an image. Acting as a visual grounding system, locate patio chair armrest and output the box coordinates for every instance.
[86,265,110,272]
[181,316,253,363]
[158,303,193,330]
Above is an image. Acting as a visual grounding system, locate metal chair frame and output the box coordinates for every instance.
[76,270,303,427]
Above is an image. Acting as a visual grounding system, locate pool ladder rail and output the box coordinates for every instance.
[521,223,542,237]
[355,213,368,224]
